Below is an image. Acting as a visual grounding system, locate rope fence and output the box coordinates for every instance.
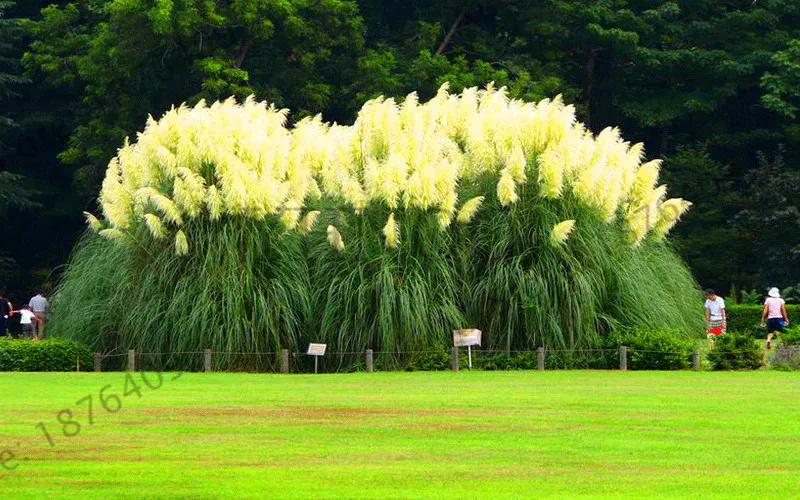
[85,344,782,374]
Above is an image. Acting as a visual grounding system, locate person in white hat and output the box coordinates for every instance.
[760,287,790,349]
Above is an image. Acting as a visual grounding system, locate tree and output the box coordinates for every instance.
[733,146,800,285]
[23,0,366,190]
[0,1,26,140]
[761,39,800,119]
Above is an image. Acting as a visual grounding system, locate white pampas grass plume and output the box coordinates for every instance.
[143,213,167,239]
[505,144,527,182]
[382,212,400,248]
[280,201,302,229]
[83,212,103,232]
[538,147,565,199]
[205,185,223,221]
[653,199,692,238]
[150,194,183,225]
[437,210,453,229]
[550,220,576,246]
[174,230,189,256]
[99,228,127,242]
[299,210,320,234]
[456,196,484,223]
[497,170,519,206]
[327,225,345,251]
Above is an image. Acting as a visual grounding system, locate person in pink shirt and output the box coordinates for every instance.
[760,287,790,350]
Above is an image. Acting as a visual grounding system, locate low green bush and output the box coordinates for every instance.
[605,329,694,370]
[404,351,453,371]
[0,338,93,371]
[707,333,762,370]
[726,304,800,338]
[544,350,616,369]
[476,352,538,370]
[778,325,800,346]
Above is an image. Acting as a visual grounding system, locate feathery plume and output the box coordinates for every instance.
[83,212,103,232]
[550,220,576,246]
[497,170,519,206]
[299,210,320,234]
[327,225,345,252]
[143,213,167,240]
[382,212,400,248]
[456,196,485,223]
[175,230,189,256]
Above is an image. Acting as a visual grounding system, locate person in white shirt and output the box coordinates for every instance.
[761,287,790,350]
[704,289,726,347]
[28,291,49,339]
[11,305,41,340]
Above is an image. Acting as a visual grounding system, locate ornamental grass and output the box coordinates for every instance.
[50,84,703,369]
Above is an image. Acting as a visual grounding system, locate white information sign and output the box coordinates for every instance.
[453,329,482,369]
[307,343,327,356]
[453,329,482,347]
[307,343,327,374]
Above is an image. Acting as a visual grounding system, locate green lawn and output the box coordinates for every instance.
[0,371,797,499]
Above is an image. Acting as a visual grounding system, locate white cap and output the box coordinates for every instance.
[768,287,780,298]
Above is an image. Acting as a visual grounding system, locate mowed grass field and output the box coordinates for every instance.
[0,371,798,499]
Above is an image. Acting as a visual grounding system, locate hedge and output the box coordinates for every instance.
[605,329,694,370]
[0,338,93,371]
[725,304,800,338]
[707,333,762,370]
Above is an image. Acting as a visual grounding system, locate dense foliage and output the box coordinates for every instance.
[0,337,92,371]
[708,333,763,370]
[606,329,694,370]
[0,1,798,299]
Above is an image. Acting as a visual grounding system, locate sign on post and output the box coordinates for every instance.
[307,343,327,374]
[453,329,481,369]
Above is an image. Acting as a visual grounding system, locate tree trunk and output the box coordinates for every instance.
[435,12,465,56]
[234,39,250,69]
[659,127,669,154]
[584,49,598,129]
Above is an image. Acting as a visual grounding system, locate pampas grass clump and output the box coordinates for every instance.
[50,84,703,369]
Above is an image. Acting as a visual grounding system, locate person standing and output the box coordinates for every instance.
[761,287,790,350]
[11,305,41,339]
[704,289,726,347]
[29,290,49,339]
[0,291,11,337]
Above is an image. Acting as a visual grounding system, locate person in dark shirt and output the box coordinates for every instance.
[0,291,11,337]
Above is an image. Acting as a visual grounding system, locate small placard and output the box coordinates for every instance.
[307,343,327,356]
[453,329,482,347]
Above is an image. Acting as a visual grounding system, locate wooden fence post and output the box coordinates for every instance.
[127,349,136,372]
[537,347,545,371]
[204,349,212,372]
[619,346,627,371]
[451,346,460,372]
[693,350,700,371]
[281,349,289,374]
[94,352,102,372]
[366,349,374,373]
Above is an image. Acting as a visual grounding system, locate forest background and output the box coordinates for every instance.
[1,0,798,299]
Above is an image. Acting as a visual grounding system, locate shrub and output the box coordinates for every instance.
[708,333,762,370]
[0,338,93,371]
[544,350,616,369]
[604,329,694,370]
[476,352,539,370]
[404,351,453,371]
[778,325,800,346]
